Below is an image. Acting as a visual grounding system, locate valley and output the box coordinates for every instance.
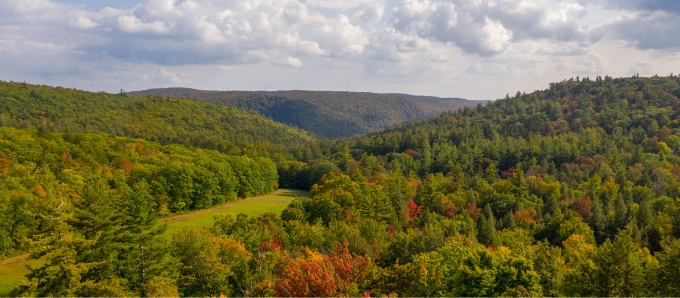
[129,89,482,138]
[1,75,680,296]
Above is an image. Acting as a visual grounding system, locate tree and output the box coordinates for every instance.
[566,226,657,296]
[13,185,103,297]
[532,241,565,297]
[116,181,179,297]
[172,227,252,296]
[69,175,128,296]
[477,205,497,247]
[654,238,680,296]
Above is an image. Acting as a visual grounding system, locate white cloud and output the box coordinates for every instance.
[390,0,587,56]
[274,56,304,67]
[354,2,386,24]
[153,68,185,84]
[312,15,369,57]
[366,28,432,62]
[304,0,375,9]
[115,15,169,34]
[1,0,679,101]
[70,16,98,29]
[1,0,373,66]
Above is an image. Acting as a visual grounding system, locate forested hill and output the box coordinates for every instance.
[0,81,314,155]
[129,88,481,138]
[387,93,489,114]
[338,75,680,159]
[270,75,680,296]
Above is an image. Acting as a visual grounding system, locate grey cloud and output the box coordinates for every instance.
[390,0,587,57]
[391,0,509,56]
[486,2,585,42]
[591,0,680,51]
[594,11,680,50]
[603,0,680,14]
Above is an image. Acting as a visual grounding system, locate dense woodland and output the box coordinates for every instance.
[2,76,680,296]
[0,81,314,156]
[130,89,480,138]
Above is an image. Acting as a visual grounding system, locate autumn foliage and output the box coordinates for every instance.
[465,202,482,220]
[573,196,593,221]
[274,243,371,297]
[407,199,422,219]
[514,208,537,228]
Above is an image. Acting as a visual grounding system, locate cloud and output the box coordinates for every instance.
[354,2,386,24]
[312,15,369,57]
[1,0,372,67]
[273,56,304,67]
[466,57,537,77]
[153,68,185,84]
[2,0,679,101]
[70,16,98,29]
[536,44,587,56]
[390,0,587,57]
[602,0,680,14]
[304,0,375,9]
[592,10,680,51]
[366,28,432,62]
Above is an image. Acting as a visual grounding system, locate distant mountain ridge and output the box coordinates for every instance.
[387,93,489,114]
[129,88,482,138]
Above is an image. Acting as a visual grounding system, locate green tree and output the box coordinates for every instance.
[116,181,179,297]
[654,238,680,296]
[13,186,103,297]
[69,175,128,296]
[477,205,498,247]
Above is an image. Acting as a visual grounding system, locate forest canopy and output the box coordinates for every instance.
[2,75,680,296]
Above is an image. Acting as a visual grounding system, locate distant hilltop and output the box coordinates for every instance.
[130,88,484,138]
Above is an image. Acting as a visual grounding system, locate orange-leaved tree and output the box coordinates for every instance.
[275,242,371,297]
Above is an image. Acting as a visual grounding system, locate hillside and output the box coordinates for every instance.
[5,76,680,297]
[129,88,481,138]
[0,81,314,155]
[270,75,680,296]
[0,126,279,257]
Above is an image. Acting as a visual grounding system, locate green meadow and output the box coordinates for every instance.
[0,255,42,296]
[160,188,307,237]
[0,189,307,296]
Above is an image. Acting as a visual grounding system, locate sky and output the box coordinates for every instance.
[0,0,679,100]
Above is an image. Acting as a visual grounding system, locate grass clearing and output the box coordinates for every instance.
[0,254,42,296]
[0,188,307,295]
[161,188,307,237]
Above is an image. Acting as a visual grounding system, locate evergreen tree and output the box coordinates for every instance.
[655,238,680,296]
[589,197,607,243]
[477,211,497,247]
[13,187,102,297]
[69,176,128,296]
[115,181,179,297]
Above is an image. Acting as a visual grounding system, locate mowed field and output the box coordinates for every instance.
[161,188,307,237]
[0,188,307,296]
